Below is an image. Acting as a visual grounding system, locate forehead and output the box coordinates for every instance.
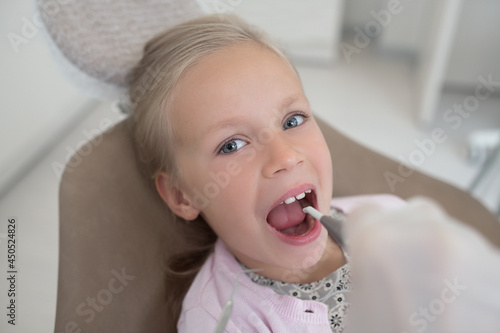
[170,42,305,146]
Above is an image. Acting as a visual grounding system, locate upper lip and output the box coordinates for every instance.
[266,183,317,219]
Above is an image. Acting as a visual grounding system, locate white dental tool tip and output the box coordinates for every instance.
[302,206,323,220]
[303,206,345,248]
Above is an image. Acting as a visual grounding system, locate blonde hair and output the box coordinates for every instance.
[129,13,295,183]
[127,13,295,331]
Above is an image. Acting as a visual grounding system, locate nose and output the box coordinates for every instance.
[261,133,304,178]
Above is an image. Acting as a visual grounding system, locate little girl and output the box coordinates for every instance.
[128,14,402,332]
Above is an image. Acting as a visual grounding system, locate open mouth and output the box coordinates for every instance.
[266,188,317,237]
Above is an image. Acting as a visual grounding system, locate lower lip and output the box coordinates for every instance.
[268,216,322,246]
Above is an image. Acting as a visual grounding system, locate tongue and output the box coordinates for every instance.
[267,200,306,231]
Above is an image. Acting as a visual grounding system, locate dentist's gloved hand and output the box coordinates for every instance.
[344,197,500,333]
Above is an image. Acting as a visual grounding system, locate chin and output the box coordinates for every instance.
[277,228,329,272]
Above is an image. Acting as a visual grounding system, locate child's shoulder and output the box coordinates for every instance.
[177,240,232,329]
[181,240,235,303]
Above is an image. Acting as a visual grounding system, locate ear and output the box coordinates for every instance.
[155,172,200,221]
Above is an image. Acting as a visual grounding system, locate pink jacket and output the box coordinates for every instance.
[178,195,406,332]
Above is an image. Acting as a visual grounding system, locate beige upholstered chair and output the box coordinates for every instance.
[55,116,500,333]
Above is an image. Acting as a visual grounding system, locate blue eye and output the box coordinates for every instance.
[220,139,247,154]
[283,114,306,130]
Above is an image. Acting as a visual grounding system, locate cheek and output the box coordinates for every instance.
[195,159,256,221]
[307,128,332,168]
[175,153,225,210]
[318,155,333,206]
[210,168,253,212]
[308,133,333,207]
[200,178,258,241]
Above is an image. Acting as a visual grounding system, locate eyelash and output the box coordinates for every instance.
[217,112,309,155]
[283,111,308,129]
[218,137,247,155]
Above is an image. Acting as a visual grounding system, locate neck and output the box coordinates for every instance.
[284,237,345,283]
[244,236,345,284]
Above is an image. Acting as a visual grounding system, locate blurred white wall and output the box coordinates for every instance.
[445,0,500,88]
[343,0,500,123]
[373,0,500,90]
[0,0,92,198]
[200,0,345,64]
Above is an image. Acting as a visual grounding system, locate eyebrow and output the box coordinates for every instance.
[280,94,304,110]
[204,117,246,136]
[204,93,306,135]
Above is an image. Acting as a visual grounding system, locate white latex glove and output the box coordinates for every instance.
[344,197,500,333]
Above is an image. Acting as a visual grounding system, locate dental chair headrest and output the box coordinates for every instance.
[37,0,205,98]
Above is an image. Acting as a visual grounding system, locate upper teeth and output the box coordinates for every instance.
[282,190,311,205]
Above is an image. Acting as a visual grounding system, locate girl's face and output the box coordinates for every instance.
[163,42,336,282]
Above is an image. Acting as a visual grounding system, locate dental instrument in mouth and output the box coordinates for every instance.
[302,206,346,247]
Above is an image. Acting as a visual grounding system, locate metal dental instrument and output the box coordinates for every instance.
[214,268,262,333]
[303,206,346,247]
